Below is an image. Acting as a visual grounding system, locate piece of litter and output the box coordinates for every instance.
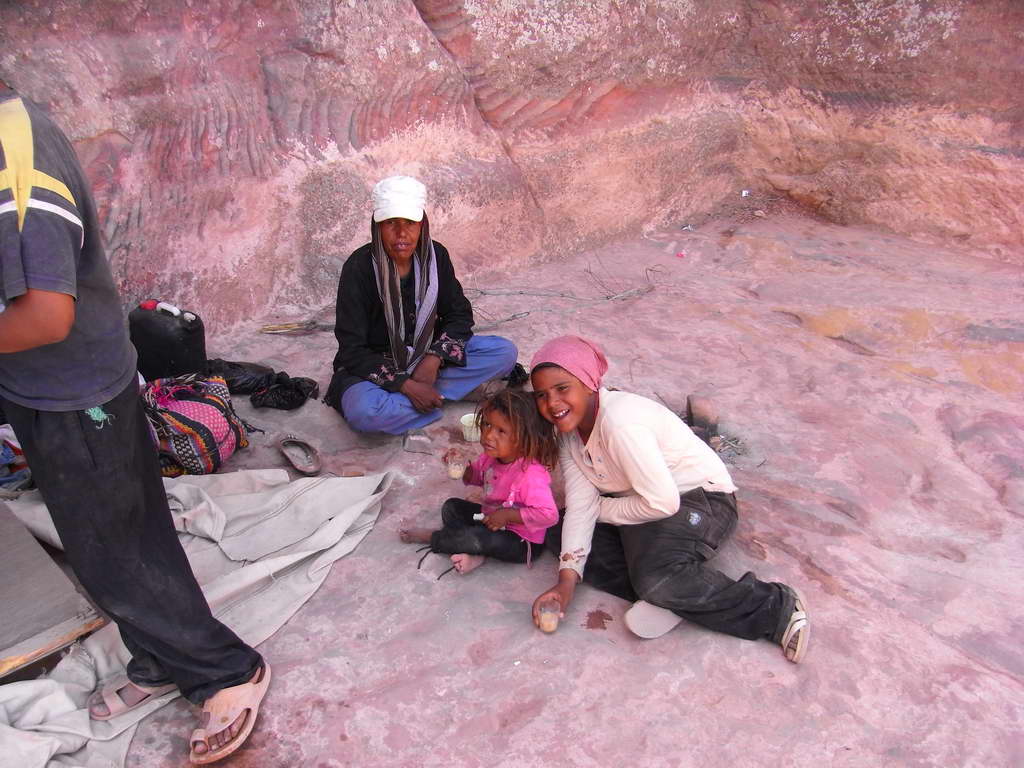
[680,224,694,231]
[741,189,751,197]
[402,429,432,455]
[258,319,332,335]
[513,660,521,666]
[675,251,686,259]
[753,209,766,218]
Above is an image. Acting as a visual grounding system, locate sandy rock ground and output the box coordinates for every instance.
[127,214,1023,767]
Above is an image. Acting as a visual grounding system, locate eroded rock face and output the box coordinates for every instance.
[2,0,1021,325]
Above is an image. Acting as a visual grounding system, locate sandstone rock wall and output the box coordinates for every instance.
[2,0,1021,325]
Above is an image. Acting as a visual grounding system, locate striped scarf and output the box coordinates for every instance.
[370,213,439,373]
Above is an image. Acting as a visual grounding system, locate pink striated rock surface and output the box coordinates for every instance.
[116,216,1022,767]
[3,1,1023,326]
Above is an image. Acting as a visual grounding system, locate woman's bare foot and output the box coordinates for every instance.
[450,553,486,574]
[399,526,433,544]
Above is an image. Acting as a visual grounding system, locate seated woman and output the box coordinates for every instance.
[326,176,517,434]
[529,335,809,662]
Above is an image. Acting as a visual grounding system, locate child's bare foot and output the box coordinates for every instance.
[450,553,486,574]
[399,526,433,544]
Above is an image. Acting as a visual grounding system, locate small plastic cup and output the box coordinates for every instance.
[446,457,467,479]
[538,599,560,634]
[442,447,468,479]
[460,413,481,442]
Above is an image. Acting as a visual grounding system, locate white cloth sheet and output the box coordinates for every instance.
[0,468,391,767]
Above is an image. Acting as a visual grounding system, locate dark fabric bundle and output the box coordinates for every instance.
[250,373,320,410]
[206,359,276,394]
[206,359,320,410]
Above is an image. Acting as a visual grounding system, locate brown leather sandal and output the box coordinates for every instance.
[278,435,322,475]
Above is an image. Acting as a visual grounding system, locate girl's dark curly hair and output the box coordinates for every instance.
[475,387,558,470]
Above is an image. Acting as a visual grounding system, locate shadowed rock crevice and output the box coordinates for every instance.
[411,0,549,246]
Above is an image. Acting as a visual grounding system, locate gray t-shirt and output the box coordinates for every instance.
[0,89,136,411]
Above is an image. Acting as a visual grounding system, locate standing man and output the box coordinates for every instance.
[327,175,518,434]
[0,84,269,764]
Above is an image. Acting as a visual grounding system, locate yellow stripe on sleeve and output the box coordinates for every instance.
[0,96,77,231]
[31,169,76,209]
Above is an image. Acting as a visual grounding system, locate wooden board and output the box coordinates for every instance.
[0,501,105,678]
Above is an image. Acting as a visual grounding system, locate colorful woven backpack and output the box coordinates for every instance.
[141,373,255,477]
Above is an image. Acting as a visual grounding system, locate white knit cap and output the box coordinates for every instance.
[372,175,426,223]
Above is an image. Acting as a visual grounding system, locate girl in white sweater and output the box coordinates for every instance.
[529,335,809,662]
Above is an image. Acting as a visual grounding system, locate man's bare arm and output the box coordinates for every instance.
[0,289,75,353]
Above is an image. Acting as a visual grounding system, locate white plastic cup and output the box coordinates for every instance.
[538,599,560,634]
[460,413,481,443]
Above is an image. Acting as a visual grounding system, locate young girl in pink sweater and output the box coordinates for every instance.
[401,388,558,574]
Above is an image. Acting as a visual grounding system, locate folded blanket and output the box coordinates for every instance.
[0,469,391,768]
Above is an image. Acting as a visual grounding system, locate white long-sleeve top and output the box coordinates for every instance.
[558,389,737,579]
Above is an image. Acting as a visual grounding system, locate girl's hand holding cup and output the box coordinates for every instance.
[532,573,576,633]
[442,447,470,480]
[537,598,561,633]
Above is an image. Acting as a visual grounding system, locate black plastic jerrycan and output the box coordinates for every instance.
[129,300,207,382]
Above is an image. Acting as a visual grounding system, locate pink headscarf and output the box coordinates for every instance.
[530,335,608,392]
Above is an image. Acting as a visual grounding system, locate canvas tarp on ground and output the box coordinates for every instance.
[0,468,391,767]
